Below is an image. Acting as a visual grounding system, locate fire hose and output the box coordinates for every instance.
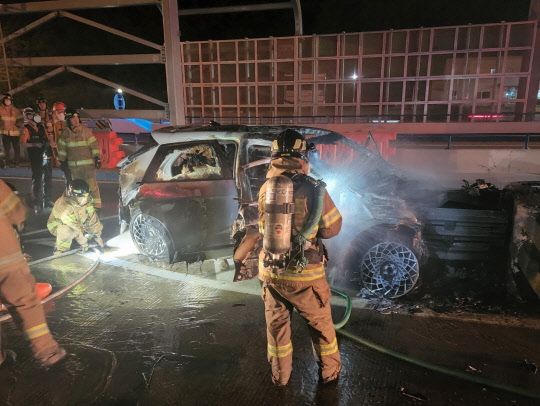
[0,249,101,324]
[330,288,540,400]
[1,243,537,399]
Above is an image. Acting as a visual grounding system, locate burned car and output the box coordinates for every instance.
[118,124,540,300]
[118,125,275,262]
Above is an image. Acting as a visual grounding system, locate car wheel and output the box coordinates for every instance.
[360,241,420,298]
[129,212,172,261]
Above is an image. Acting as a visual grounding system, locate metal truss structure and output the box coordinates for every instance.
[0,0,303,125]
[0,1,537,126]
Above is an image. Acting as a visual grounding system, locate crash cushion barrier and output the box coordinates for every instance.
[93,131,126,169]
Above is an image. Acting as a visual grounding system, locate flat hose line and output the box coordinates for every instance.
[0,249,101,324]
[330,288,540,400]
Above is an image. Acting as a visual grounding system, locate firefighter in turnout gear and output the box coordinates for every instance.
[21,108,53,212]
[57,110,102,208]
[47,179,104,255]
[258,129,342,386]
[0,179,67,368]
[35,95,52,126]
[49,101,66,169]
[0,93,22,167]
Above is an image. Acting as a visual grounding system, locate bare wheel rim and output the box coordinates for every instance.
[131,214,169,259]
[360,242,419,298]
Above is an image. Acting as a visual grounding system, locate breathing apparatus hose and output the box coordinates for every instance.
[330,288,540,400]
[0,249,101,324]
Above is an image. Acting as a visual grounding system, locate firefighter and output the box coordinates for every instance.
[258,129,342,386]
[47,179,104,255]
[21,107,53,212]
[50,101,66,172]
[35,95,52,125]
[0,93,22,167]
[57,110,102,208]
[0,179,66,368]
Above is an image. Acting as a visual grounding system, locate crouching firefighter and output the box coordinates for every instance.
[258,129,343,386]
[47,179,104,255]
[0,179,66,368]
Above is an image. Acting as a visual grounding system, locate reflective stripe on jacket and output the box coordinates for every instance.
[258,157,342,284]
[57,125,99,165]
[47,193,103,237]
[0,180,27,268]
[0,105,21,136]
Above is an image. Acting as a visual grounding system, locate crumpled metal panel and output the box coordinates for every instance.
[421,207,509,261]
[507,182,540,298]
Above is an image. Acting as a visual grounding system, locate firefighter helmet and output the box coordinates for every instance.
[271,129,313,160]
[69,179,90,197]
[2,93,12,104]
[52,101,66,112]
[23,107,41,124]
[65,109,80,120]
[23,107,35,118]
[65,109,81,129]
[36,95,47,104]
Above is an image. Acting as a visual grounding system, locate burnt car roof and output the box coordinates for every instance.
[151,124,340,145]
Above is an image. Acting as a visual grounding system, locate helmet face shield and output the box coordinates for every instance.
[74,193,89,206]
[68,179,90,203]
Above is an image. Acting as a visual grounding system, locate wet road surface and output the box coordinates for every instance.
[1,173,540,405]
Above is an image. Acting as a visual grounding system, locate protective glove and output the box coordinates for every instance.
[94,156,101,169]
[94,236,104,248]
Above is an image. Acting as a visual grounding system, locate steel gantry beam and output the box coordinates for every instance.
[163,0,185,125]
[0,1,304,124]
[67,67,167,107]
[0,0,160,14]
[7,54,162,66]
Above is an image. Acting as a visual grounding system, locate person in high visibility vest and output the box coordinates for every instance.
[47,179,104,255]
[257,129,343,386]
[49,101,66,170]
[57,110,102,208]
[0,179,66,368]
[0,93,22,167]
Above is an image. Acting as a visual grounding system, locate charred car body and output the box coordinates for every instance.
[118,125,540,300]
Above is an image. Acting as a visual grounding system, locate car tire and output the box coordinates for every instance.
[345,229,421,298]
[129,211,172,262]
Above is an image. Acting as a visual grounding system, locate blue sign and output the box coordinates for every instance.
[114,93,126,110]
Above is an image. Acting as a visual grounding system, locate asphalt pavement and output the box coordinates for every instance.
[1,169,539,405]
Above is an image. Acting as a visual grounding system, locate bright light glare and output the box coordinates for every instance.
[117,88,123,94]
[102,231,139,258]
[325,178,337,192]
[351,73,358,80]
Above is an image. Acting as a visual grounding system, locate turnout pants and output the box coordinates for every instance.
[51,224,88,252]
[69,165,101,208]
[262,277,341,385]
[2,135,20,165]
[0,260,62,363]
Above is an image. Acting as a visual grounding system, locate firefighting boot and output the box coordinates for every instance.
[32,337,67,368]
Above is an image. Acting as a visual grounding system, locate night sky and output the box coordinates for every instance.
[0,0,533,110]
